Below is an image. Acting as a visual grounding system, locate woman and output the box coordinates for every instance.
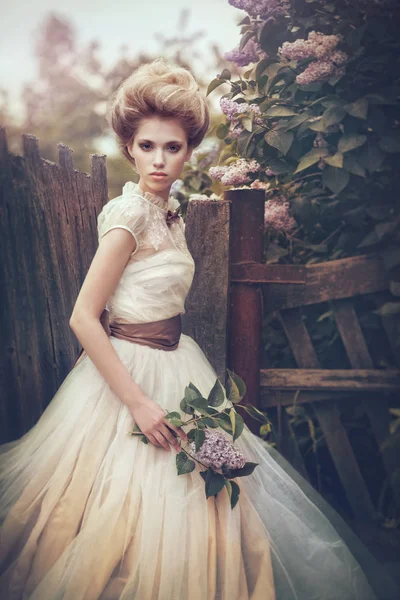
[0,58,398,600]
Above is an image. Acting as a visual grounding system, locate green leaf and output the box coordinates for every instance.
[216,123,229,140]
[220,68,231,81]
[201,469,227,498]
[241,116,253,132]
[180,397,195,415]
[226,369,246,403]
[284,112,312,131]
[263,106,298,117]
[373,302,400,317]
[264,130,294,155]
[325,152,344,168]
[194,428,206,452]
[233,412,245,442]
[206,78,226,97]
[357,229,380,248]
[357,143,385,172]
[307,117,326,132]
[239,31,255,53]
[322,166,350,194]
[342,154,366,177]
[260,422,272,436]
[266,158,294,174]
[165,411,184,427]
[176,451,196,475]
[216,411,234,435]
[338,134,367,153]
[229,408,236,437]
[320,106,347,129]
[241,405,270,423]
[344,98,368,120]
[208,378,226,407]
[190,382,204,397]
[293,148,328,174]
[378,135,400,153]
[223,461,259,479]
[225,479,240,509]
[187,397,213,415]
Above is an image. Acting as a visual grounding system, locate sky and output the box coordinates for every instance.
[0,0,243,123]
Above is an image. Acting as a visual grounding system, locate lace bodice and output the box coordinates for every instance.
[97,181,195,324]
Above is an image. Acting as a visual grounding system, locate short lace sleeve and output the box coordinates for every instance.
[97,195,148,256]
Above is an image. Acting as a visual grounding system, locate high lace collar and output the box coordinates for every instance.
[122,181,171,212]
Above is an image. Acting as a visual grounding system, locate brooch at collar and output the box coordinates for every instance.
[166,208,181,226]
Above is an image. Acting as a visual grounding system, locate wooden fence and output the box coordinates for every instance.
[1,129,399,525]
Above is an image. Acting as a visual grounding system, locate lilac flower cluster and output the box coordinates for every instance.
[313,132,329,148]
[209,158,261,186]
[220,98,263,123]
[220,97,264,139]
[264,196,297,234]
[228,0,290,19]
[190,429,247,470]
[224,38,267,67]
[278,31,348,85]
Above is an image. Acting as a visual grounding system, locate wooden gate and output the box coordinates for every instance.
[225,188,400,523]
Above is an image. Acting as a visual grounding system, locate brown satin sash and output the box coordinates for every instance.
[73,309,182,368]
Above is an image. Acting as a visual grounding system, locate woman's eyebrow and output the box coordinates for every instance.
[138,138,184,144]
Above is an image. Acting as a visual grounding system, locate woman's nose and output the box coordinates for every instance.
[153,149,165,167]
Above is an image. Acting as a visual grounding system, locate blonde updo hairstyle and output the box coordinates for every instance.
[106,58,210,166]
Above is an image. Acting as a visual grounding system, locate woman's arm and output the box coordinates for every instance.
[69,228,144,409]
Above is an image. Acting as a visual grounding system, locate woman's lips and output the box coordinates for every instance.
[150,173,167,178]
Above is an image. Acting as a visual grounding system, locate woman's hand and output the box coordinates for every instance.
[129,393,188,452]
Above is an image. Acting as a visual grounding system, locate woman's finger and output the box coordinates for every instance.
[163,419,188,441]
[153,430,170,452]
[160,424,181,450]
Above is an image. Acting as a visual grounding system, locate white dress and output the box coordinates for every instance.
[0,181,398,600]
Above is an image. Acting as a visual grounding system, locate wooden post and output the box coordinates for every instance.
[183,197,231,383]
[226,188,265,434]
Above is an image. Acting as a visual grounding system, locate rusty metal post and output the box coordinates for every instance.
[226,188,265,435]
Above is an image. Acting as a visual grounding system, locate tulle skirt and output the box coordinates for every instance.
[0,333,398,600]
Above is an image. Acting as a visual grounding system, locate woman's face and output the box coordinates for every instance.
[127,115,193,200]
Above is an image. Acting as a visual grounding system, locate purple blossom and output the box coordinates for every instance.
[313,132,329,148]
[279,32,342,61]
[209,158,261,186]
[296,61,345,85]
[264,196,297,234]
[220,97,264,125]
[224,38,267,67]
[190,429,247,470]
[228,0,290,19]
[278,31,348,85]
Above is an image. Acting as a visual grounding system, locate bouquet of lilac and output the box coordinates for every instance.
[130,369,272,510]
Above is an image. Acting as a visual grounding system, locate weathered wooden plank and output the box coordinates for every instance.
[260,368,400,391]
[279,307,377,521]
[231,263,306,284]
[0,132,106,442]
[260,390,384,407]
[263,254,388,312]
[183,198,231,384]
[333,298,399,509]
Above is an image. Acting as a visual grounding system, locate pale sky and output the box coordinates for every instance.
[0,0,244,123]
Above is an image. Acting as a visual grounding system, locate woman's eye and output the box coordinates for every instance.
[139,143,181,152]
